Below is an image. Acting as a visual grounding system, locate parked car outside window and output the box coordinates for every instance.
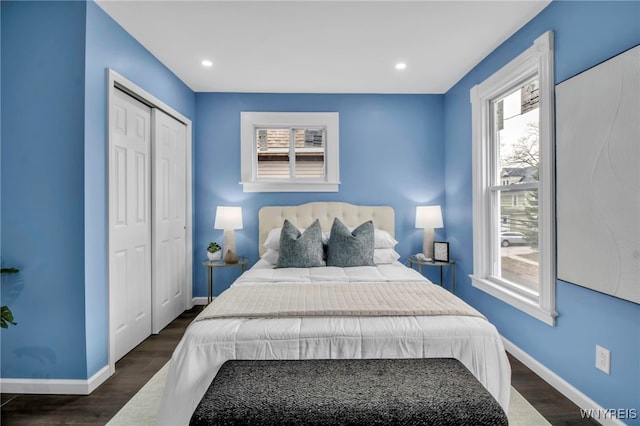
[501,232,526,247]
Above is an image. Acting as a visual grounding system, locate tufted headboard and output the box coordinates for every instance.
[258,202,394,256]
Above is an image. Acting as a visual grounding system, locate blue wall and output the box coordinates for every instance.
[83,1,195,377]
[444,0,640,419]
[1,0,3,277]
[1,0,195,380]
[194,93,445,296]
[1,1,88,379]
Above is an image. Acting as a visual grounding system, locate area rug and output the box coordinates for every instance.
[107,362,550,426]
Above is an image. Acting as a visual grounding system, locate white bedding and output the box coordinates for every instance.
[198,281,486,319]
[156,261,511,425]
[236,258,425,283]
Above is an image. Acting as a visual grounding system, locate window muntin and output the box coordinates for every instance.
[470,31,556,326]
[241,112,339,192]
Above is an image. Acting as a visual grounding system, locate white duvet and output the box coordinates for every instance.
[234,259,426,284]
[156,261,511,425]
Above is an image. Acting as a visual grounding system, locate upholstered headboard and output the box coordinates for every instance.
[258,202,394,256]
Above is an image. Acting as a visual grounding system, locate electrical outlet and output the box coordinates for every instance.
[595,345,610,374]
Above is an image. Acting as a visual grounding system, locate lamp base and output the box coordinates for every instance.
[222,229,236,256]
[423,228,434,259]
[224,250,239,264]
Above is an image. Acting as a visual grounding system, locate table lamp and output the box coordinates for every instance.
[415,205,443,259]
[214,206,243,256]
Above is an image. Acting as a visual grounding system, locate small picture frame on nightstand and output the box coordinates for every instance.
[433,241,449,262]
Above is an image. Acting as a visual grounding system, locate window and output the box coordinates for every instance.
[256,128,325,180]
[470,31,556,326]
[241,112,339,192]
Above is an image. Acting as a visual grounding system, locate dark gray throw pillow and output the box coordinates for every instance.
[276,219,324,268]
[326,218,375,267]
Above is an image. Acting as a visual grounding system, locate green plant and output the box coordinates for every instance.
[1,267,19,329]
[207,242,221,253]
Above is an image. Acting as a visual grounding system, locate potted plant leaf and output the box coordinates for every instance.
[1,267,19,329]
[207,242,222,261]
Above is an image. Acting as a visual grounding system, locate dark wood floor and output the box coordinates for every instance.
[1,307,598,425]
[1,307,201,425]
[508,353,598,426]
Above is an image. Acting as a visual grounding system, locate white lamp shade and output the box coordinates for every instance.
[415,205,443,229]
[214,206,243,230]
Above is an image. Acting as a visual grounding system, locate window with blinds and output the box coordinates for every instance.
[256,128,326,180]
[241,112,339,192]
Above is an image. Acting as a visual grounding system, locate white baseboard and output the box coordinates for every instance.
[503,337,625,426]
[192,296,213,305]
[87,365,111,393]
[0,365,111,395]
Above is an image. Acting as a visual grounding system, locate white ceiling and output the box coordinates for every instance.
[95,0,550,94]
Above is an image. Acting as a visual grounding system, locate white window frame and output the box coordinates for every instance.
[241,112,340,192]
[470,31,557,326]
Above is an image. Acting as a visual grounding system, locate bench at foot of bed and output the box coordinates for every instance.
[190,358,508,426]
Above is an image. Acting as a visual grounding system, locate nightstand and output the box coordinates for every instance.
[407,255,456,294]
[202,257,249,304]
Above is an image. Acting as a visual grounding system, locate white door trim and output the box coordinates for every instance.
[107,69,193,376]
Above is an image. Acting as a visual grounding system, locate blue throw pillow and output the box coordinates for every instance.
[276,219,325,268]
[326,218,375,267]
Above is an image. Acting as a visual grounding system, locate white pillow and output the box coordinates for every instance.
[374,248,401,264]
[348,227,397,248]
[263,228,283,250]
[264,226,330,250]
[374,229,398,249]
[261,248,280,265]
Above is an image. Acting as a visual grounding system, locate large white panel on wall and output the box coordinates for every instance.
[556,45,639,304]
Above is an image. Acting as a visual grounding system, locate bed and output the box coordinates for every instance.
[156,202,511,425]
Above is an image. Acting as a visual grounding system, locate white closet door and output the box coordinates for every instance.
[109,88,152,361]
[152,109,188,333]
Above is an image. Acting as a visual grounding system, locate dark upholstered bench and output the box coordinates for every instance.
[190,358,507,426]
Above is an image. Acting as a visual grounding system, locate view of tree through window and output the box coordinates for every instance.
[493,79,540,292]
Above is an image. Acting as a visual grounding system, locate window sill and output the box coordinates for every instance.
[470,275,557,326]
[241,181,340,193]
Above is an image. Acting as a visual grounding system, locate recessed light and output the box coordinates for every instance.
[395,62,407,70]
[201,60,213,67]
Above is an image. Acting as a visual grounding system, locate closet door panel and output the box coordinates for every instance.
[109,88,152,361]
[152,109,188,333]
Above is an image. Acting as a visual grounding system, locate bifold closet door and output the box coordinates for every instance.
[109,88,152,361]
[152,109,188,333]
